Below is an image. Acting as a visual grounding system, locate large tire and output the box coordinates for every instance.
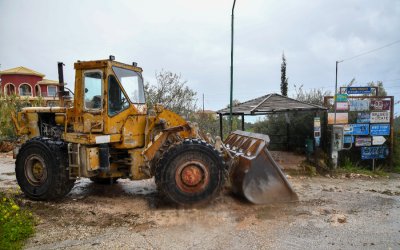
[155,139,225,206]
[15,138,75,200]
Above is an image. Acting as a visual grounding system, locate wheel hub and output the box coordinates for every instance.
[25,155,47,186]
[181,165,202,186]
[175,161,210,193]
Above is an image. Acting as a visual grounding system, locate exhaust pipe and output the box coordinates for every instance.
[57,62,65,107]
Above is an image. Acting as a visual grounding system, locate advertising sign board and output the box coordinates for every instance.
[357,113,370,123]
[335,94,348,102]
[336,102,349,111]
[355,137,371,147]
[344,135,354,144]
[343,124,353,135]
[370,100,391,111]
[328,113,348,124]
[361,146,389,160]
[370,112,390,123]
[347,87,372,95]
[350,124,369,135]
[370,124,390,136]
[349,99,370,111]
[314,117,321,127]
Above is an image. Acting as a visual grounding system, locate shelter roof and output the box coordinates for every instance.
[217,93,327,115]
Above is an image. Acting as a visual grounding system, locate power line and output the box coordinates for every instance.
[340,39,400,62]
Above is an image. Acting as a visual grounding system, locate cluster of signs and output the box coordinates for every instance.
[328,87,391,160]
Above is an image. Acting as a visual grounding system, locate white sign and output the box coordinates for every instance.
[337,102,349,111]
[349,99,370,111]
[372,136,386,145]
[370,112,390,123]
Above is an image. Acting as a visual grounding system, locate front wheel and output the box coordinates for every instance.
[155,139,225,206]
[15,138,74,200]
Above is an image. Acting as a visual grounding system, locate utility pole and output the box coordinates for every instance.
[229,0,237,132]
[202,93,204,113]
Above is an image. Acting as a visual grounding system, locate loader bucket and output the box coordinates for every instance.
[224,130,298,204]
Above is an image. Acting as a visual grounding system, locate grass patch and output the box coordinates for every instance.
[337,157,388,177]
[0,189,35,250]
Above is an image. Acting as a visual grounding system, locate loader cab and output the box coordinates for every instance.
[72,58,147,139]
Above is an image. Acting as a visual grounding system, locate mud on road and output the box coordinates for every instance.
[1,152,400,249]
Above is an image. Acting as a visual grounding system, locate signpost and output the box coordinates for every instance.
[361,146,389,160]
[349,99,370,111]
[355,137,372,147]
[372,136,386,145]
[370,111,390,123]
[346,87,372,95]
[350,124,369,135]
[357,113,370,123]
[335,94,348,102]
[370,124,390,136]
[370,100,391,111]
[323,93,394,170]
[336,102,349,111]
[344,135,354,144]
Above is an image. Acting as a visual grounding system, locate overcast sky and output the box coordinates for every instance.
[1,0,399,115]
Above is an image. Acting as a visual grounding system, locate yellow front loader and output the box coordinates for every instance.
[12,57,297,205]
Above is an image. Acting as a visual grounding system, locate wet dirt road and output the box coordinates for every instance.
[1,153,400,249]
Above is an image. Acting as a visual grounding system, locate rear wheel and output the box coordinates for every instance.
[15,138,75,200]
[155,139,225,206]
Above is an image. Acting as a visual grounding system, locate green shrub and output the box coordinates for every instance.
[0,95,31,140]
[0,190,35,250]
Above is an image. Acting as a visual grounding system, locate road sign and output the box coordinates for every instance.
[372,136,386,145]
[370,124,390,136]
[357,113,370,123]
[350,124,369,135]
[314,117,321,127]
[361,146,389,160]
[337,102,349,111]
[349,99,370,111]
[335,94,348,102]
[355,137,371,147]
[370,100,391,111]
[328,113,348,124]
[370,112,390,123]
[343,124,353,135]
[344,135,354,144]
[347,87,372,95]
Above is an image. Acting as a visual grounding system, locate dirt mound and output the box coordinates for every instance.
[0,140,15,152]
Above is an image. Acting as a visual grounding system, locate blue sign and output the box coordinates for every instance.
[361,146,389,160]
[344,136,354,144]
[350,124,369,135]
[347,87,372,94]
[357,113,370,123]
[370,124,390,136]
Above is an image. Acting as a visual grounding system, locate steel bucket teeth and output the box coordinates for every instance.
[225,130,298,204]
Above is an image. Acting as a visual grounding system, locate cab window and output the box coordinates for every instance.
[84,71,102,110]
[108,75,129,116]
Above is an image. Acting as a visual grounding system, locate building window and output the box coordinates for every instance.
[47,86,57,97]
[35,85,41,97]
[4,83,16,95]
[19,84,32,96]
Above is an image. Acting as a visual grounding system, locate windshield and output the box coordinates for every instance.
[112,66,145,104]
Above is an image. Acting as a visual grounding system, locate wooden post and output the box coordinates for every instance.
[241,114,245,131]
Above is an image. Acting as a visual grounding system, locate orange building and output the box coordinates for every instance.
[0,66,60,106]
